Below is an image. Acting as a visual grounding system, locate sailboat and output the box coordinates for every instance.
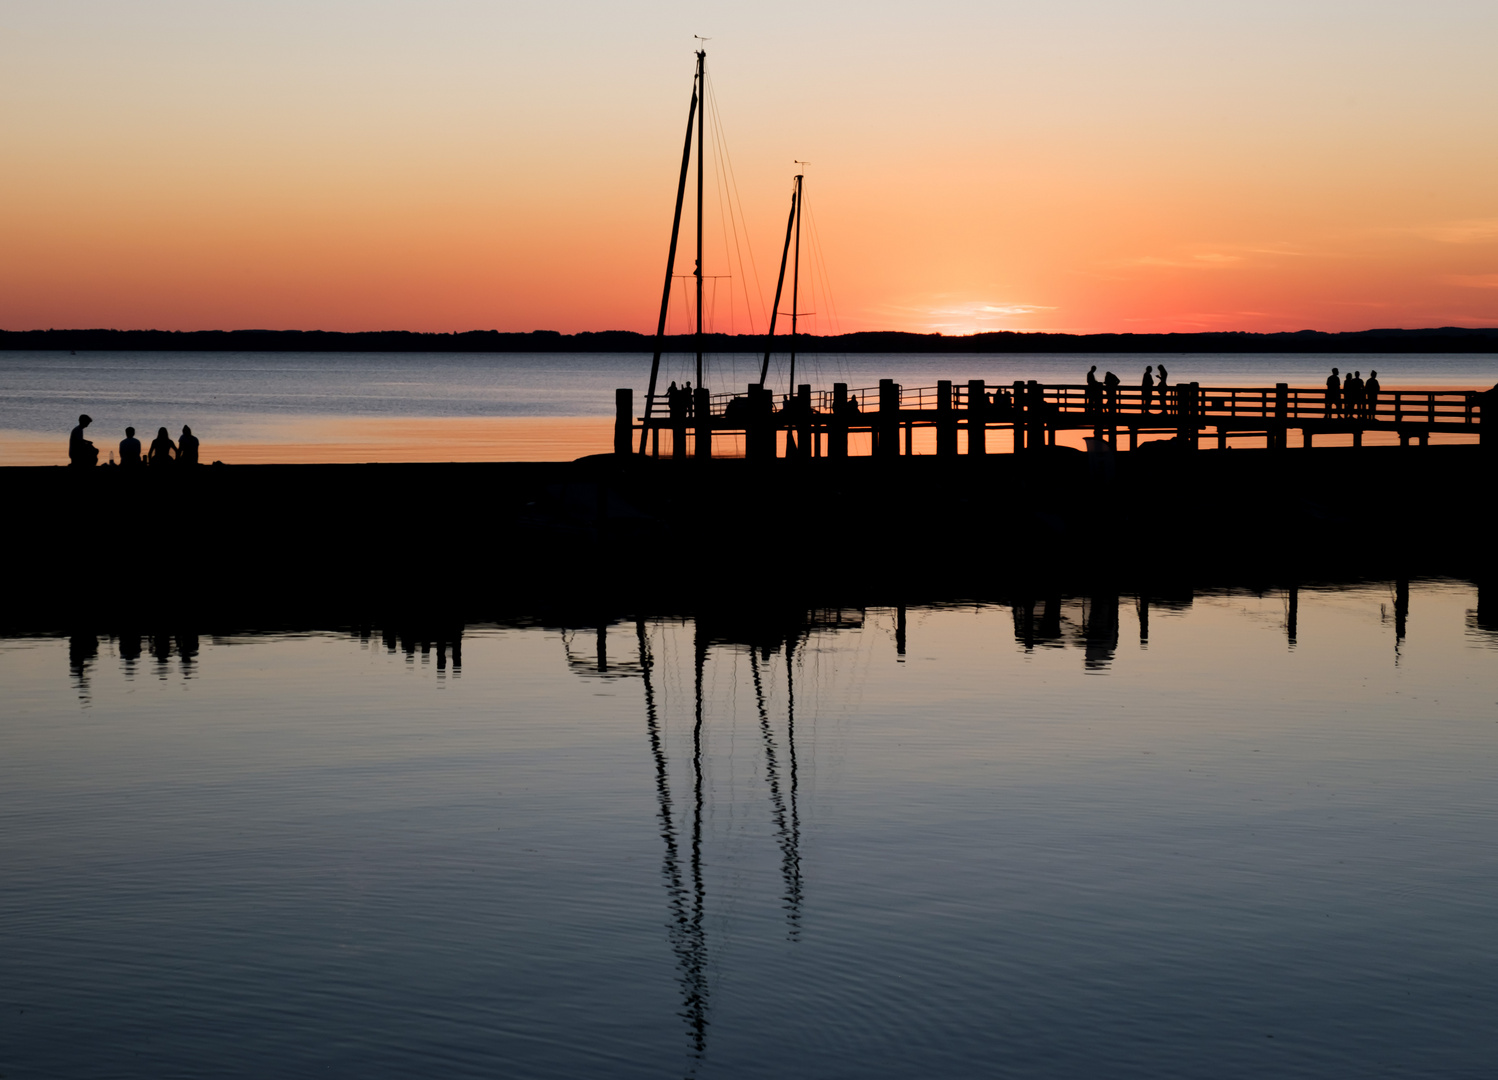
[640,48,817,460]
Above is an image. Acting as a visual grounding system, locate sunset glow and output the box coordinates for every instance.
[3,1,1497,335]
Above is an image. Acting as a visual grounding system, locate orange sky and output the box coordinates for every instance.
[3,1,1497,335]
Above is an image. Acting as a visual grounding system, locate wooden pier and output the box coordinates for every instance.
[617,380,1493,458]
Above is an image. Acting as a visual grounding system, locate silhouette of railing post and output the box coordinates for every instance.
[1273,383,1289,450]
[1027,381,1044,451]
[746,383,773,461]
[796,384,812,461]
[829,383,849,459]
[936,380,957,457]
[877,379,899,459]
[1177,382,1200,448]
[615,389,633,456]
[967,379,986,456]
[1012,380,1026,452]
[694,386,711,459]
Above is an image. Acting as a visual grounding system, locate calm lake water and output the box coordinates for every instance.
[3,582,1497,1078]
[2,350,1493,463]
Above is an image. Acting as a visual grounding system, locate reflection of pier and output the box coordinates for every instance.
[618,379,1491,458]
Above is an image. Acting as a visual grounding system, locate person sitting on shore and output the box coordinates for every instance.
[148,426,176,466]
[178,425,200,465]
[119,426,142,467]
[68,414,97,467]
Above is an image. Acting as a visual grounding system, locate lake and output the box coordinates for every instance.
[2,350,1493,464]
[3,581,1496,1078]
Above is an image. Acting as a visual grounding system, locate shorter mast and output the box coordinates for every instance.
[759,172,803,389]
[788,173,803,391]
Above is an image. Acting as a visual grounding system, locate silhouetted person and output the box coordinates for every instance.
[1342,371,1358,421]
[1103,370,1120,413]
[1364,370,1380,420]
[1085,365,1101,412]
[1156,363,1169,416]
[666,380,684,418]
[148,426,175,466]
[69,414,97,467]
[177,425,199,464]
[845,391,861,416]
[682,381,694,418]
[119,426,141,467]
[1141,365,1155,415]
[1325,367,1341,419]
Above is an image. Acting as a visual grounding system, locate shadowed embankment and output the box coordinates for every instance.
[2,444,1492,628]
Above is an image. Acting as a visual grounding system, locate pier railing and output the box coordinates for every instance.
[621,380,1489,458]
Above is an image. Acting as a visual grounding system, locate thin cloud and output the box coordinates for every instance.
[1449,273,1498,289]
[1405,219,1498,245]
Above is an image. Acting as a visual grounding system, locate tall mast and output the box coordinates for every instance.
[639,60,700,454]
[788,173,803,391]
[695,49,705,389]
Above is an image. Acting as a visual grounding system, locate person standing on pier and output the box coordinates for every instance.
[1156,363,1169,416]
[1141,366,1155,415]
[1365,371,1380,420]
[1103,370,1120,413]
[1086,365,1102,413]
[119,426,141,467]
[1345,371,1362,420]
[1325,368,1341,419]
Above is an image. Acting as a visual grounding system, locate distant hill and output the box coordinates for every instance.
[4,326,1498,353]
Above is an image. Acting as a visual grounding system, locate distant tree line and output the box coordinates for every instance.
[4,326,1498,353]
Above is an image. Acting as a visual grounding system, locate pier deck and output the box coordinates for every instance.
[623,380,1492,457]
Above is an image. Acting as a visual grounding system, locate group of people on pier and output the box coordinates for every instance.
[1086,364,1173,415]
[1324,368,1380,420]
[68,415,201,467]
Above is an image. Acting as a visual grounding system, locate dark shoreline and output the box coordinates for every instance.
[6,327,1498,354]
[5,444,1492,629]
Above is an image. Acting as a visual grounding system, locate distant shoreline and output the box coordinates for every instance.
[5,327,1498,354]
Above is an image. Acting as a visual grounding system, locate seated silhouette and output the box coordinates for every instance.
[69,414,98,467]
[119,426,142,467]
[148,426,176,466]
[178,425,200,465]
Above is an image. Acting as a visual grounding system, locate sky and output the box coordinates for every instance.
[3,0,1497,335]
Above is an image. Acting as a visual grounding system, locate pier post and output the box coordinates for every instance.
[1273,383,1289,450]
[1012,381,1026,453]
[694,386,711,459]
[936,380,957,457]
[1027,381,1044,451]
[830,383,849,459]
[796,384,812,460]
[1177,383,1197,447]
[967,380,986,456]
[877,379,899,459]
[746,384,771,461]
[614,389,633,456]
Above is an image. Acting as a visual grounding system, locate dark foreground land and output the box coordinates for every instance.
[4,444,1493,629]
